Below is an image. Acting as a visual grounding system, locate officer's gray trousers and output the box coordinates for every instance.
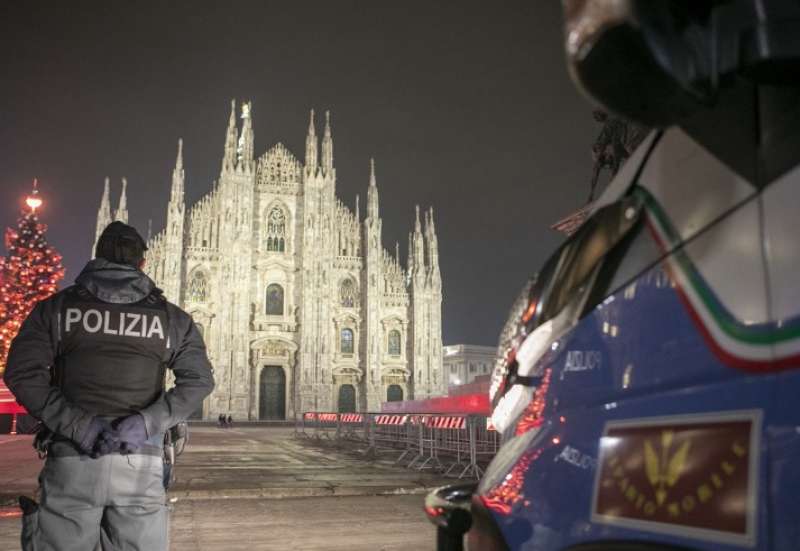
[21,453,168,551]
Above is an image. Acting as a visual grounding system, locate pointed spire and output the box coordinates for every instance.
[238,101,254,166]
[93,177,113,258]
[171,138,185,204]
[322,110,334,174]
[305,108,318,171]
[223,99,238,171]
[176,137,184,170]
[412,205,425,276]
[367,157,380,220]
[147,218,153,241]
[355,194,360,221]
[425,206,440,282]
[101,177,110,209]
[407,231,415,273]
[395,241,400,261]
[115,177,128,223]
[308,108,316,135]
[99,177,112,222]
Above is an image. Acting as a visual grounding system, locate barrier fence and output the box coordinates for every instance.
[295,412,500,479]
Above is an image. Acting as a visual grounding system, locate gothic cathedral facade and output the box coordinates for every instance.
[92,101,444,420]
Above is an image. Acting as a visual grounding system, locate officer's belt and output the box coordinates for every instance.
[45,434,165,458]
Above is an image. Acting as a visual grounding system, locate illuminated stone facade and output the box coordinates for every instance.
[92,101,444,419]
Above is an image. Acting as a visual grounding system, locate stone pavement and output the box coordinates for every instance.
[0,426,446,549]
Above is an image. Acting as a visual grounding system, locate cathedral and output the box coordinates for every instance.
[91,100,444,420]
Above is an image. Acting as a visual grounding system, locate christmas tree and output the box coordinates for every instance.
[0,181,65,372]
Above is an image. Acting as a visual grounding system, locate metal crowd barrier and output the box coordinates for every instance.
[295,412,499,480]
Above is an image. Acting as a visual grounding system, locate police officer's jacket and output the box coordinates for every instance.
[3,258,215,453]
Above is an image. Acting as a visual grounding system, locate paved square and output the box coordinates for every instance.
[0,426,446,549]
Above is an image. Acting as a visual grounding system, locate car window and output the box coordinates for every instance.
[539,194,643,324]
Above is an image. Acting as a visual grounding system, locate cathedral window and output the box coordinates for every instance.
[266,206,287,252]
[266,284,284,315]
[388,330,401,356]
[341,328,354,354]
[339,278,356,308]
[188,271,208,303]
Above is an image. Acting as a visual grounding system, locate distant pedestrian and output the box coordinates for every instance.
[226,415,233,428]
[218,413,224,428]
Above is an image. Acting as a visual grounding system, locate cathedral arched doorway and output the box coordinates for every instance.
[386,385,403,402]
[337,384,356,413]
[259,366,286,420]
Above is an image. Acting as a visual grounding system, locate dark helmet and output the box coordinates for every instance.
[95,221,148,267]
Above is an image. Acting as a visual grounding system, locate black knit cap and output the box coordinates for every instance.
[95,221,148,267]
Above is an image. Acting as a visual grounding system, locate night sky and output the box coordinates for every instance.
[0,1,597,347]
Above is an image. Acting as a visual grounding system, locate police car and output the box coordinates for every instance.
[426,1,800,550]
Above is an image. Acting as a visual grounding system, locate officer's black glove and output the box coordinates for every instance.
[114,413,148,455]
[92,428,120,458]
[77,417,112,455]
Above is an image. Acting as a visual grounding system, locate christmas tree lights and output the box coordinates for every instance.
[0,180,64,373]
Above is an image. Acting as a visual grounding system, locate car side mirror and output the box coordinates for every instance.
[425,483,477,551]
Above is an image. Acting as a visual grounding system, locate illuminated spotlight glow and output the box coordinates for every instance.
[26,196,42,211]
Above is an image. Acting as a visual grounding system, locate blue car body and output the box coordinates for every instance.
[479,127,800,551]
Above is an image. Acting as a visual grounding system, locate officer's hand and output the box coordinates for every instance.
[114,413,148,455]
[77,417,112,455]
[92,428,120,458]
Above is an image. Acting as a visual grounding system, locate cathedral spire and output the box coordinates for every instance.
[222,99,238,172]
[171,138,185,204]
[238,101,254,167]
[367,157,379,220]
[305,108,318,172]
[426,206,441,283]
[413,205,425,275]
[322,110,334,174]
[176,136,183,170]
[100,177,111,216]
[355,193,360,221]
[407,231,415,274]
[114,177,128,223]
[92,177,113,257]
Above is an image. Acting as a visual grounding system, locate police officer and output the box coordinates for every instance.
[3,221,215,551]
